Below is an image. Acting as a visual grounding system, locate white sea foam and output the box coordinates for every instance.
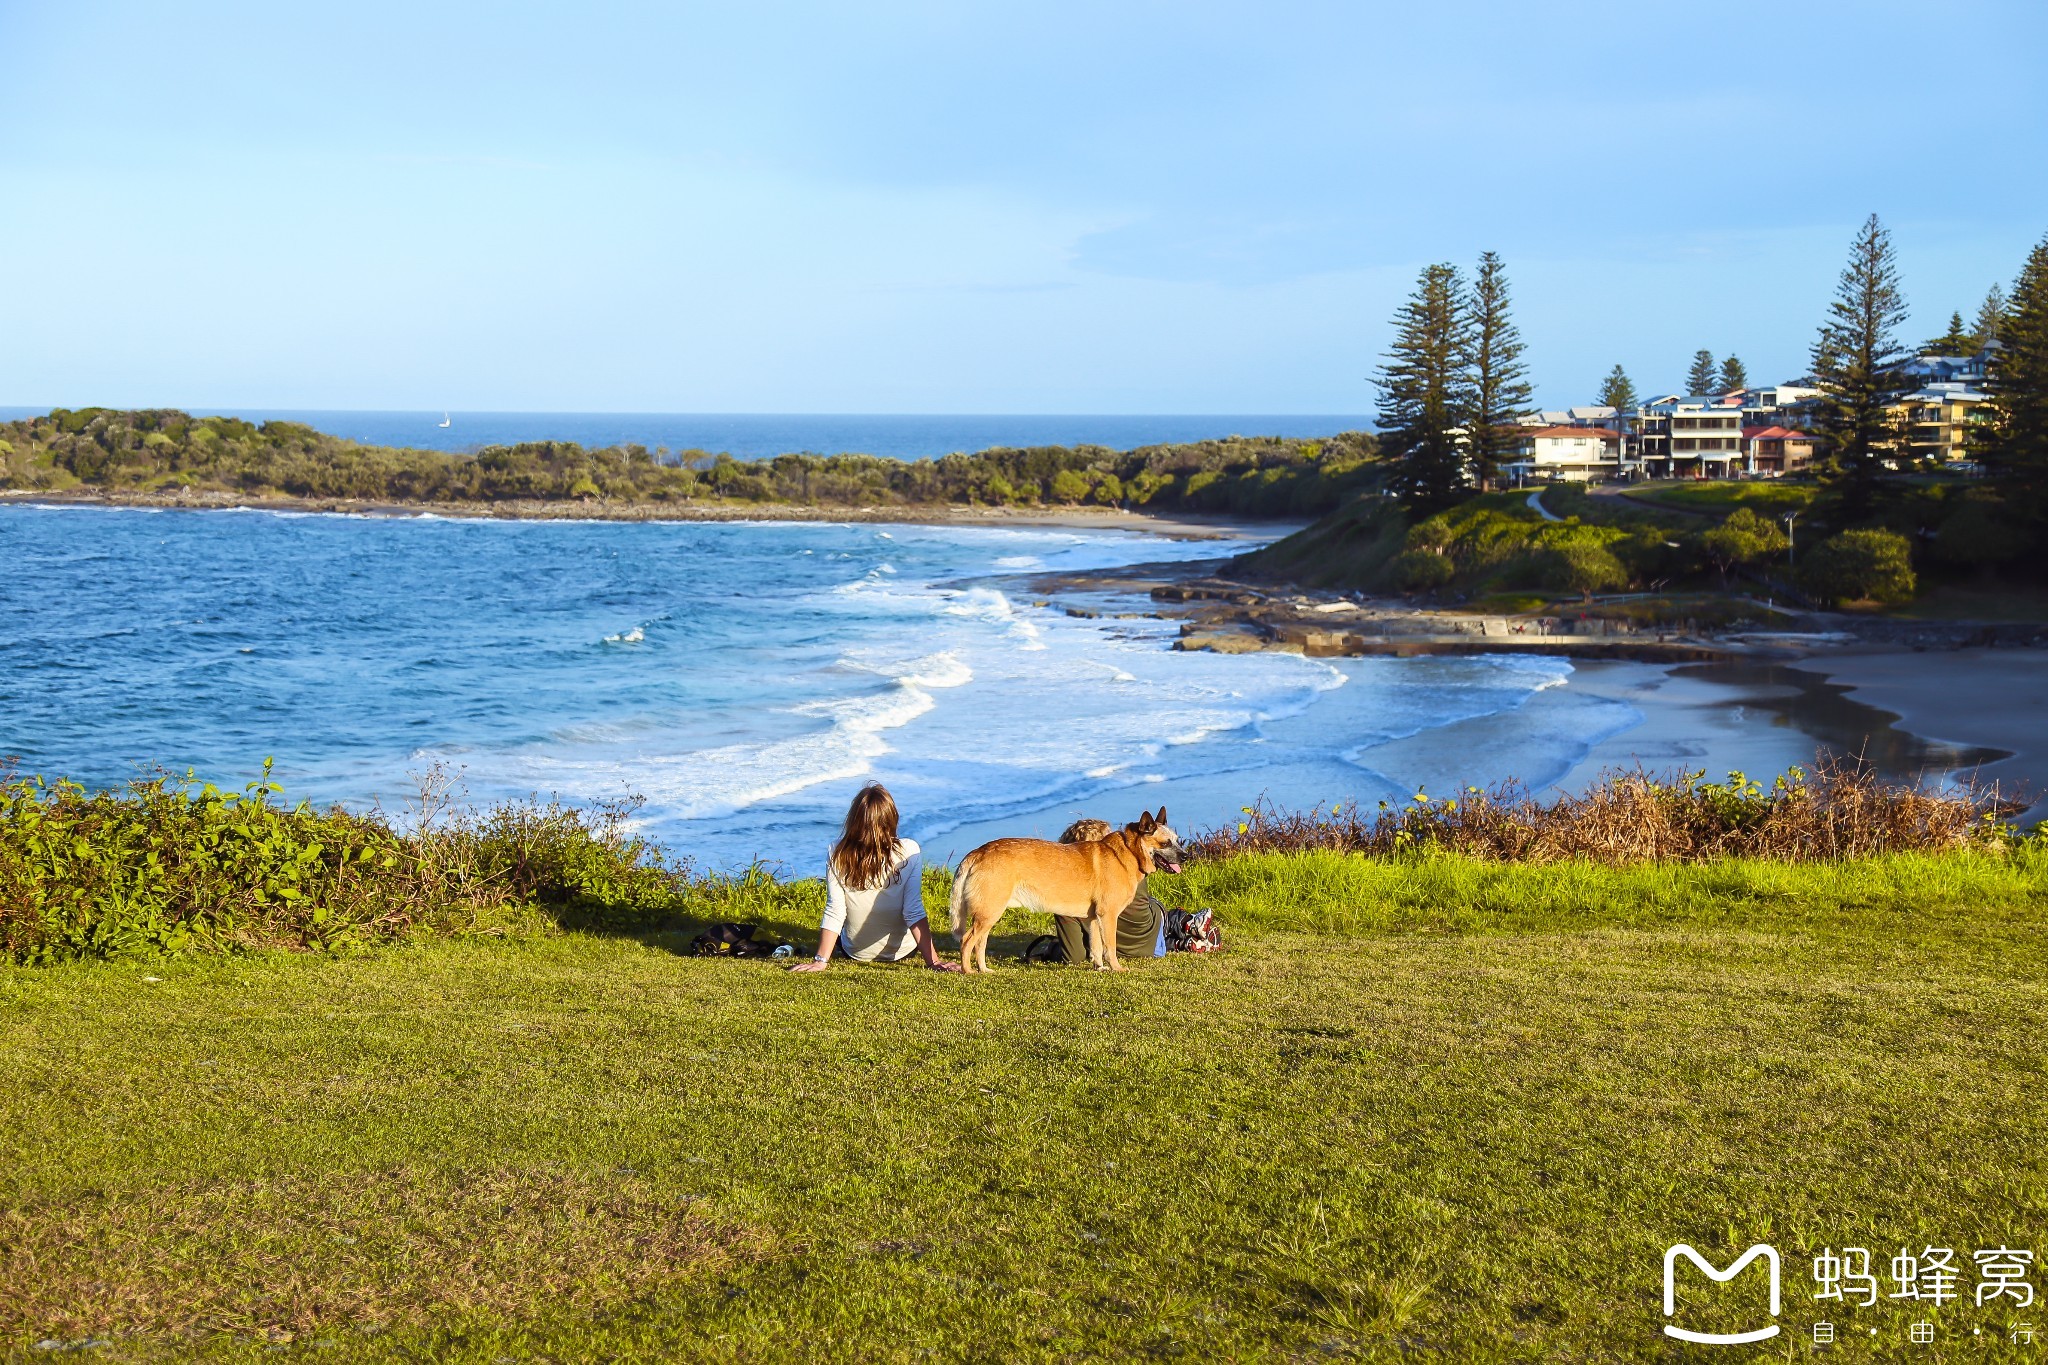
[29,500,1600,868]
[837,649,973,690]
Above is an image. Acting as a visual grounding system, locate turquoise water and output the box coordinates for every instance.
[0,504,1641,869]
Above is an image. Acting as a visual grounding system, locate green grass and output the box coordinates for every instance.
[1463,592,1553,615]
[1619,480,1820,517]
[6,851,2047,1361]
[1895,583,2048,623]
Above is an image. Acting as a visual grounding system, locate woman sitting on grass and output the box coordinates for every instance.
[1043,817,1166,964]
[788,783,960,974]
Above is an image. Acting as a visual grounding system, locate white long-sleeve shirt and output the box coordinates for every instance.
[821,838,924,962]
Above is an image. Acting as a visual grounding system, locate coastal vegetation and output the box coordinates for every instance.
[1258,221,2048,611]
[1189,758,2001,864]
[5,787,2044,1358]
[1,761,2015,967]
[0,408,1376,519]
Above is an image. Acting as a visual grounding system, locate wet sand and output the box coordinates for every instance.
[1788,648,2048,820]
[1328,659,2007,807]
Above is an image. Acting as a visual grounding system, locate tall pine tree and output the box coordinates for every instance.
[1597,364,1638,411]
[1377,263,1473,513]
[1977,284,2008,350]
[1718,355,1749,393]
[1811,214,1910,519]
[1686,350,1718,395]
[1465,251,1533,489]
[1981,236,2048,537]
[1925,311,1974,355]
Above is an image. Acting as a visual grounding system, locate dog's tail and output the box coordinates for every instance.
[948,855,974,937]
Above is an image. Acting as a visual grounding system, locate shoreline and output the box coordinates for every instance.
[1784,647,2048,822]
[1011,556,2048,826]
[14,486,2040,829]
[0,487,1287,542]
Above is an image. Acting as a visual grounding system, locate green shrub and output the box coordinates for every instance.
[1800,527,1917,605]
[1048,469,1090,503]
[0,766,740,964]
[1700,507,1789,580]
[1930,492,2026,568]
[1537,541,1626,598]
[1392,548,1455,590]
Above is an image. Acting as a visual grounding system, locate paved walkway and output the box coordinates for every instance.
[1526,489,1563,522]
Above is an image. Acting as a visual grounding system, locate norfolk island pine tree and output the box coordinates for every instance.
[1811,213,1911,520]
[1717,354,1748,394]
[1981,235,2048,537]
[1465,251,1534,490]
[1377,262,1475,513]
[1686,349,1718,395]
[1596,364,1637,411]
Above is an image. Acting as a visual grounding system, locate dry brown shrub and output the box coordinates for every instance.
[1186,757,2015,865]
[0,1166,768,1342]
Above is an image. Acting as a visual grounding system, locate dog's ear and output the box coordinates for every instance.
[1155,807,1168,828]
[1135,810,1156,833]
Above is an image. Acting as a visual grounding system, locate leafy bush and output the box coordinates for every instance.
[1800,528,1917,605]
[1929,491,2027,568]
[1049,469,1091,503]
[0,765,772,964]
[1537,541,1626,598]
[1391,548,1455,590]
[1700,507,1789,580]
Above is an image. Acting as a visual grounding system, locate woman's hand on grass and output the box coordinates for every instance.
[927,959,964,973]
[787,959,829,974]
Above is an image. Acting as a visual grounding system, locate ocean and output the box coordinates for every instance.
[0,410,1375,460]
[0,503,1674,871]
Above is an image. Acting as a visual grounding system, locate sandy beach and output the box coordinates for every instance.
[1787,648,2048,819]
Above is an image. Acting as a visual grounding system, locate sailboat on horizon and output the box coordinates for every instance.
[438,412,451,428]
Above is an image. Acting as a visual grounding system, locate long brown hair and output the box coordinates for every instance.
[831,783,902,891]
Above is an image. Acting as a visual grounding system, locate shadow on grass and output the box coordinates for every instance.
[548,897,1079,971]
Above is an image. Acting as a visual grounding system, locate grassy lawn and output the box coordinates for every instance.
[1617,480,1820,518]
[5,852,2047,1362]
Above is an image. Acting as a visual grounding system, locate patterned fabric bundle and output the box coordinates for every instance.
[1164,907,1222,953]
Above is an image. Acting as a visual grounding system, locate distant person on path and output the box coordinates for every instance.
[1046,817,1167,964]
[789,783,961,973]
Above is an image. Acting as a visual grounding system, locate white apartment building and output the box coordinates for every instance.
[1504,425,1626,482]
[1635,395,1744,477]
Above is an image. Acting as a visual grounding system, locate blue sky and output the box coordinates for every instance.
[4,1,2045,414]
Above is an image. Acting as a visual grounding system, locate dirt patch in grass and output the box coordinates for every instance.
[1,1165,768,1342]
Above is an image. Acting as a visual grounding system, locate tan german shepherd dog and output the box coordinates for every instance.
[948,808,1182,973]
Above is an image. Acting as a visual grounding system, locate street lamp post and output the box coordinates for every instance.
[1782,511,1799,568]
